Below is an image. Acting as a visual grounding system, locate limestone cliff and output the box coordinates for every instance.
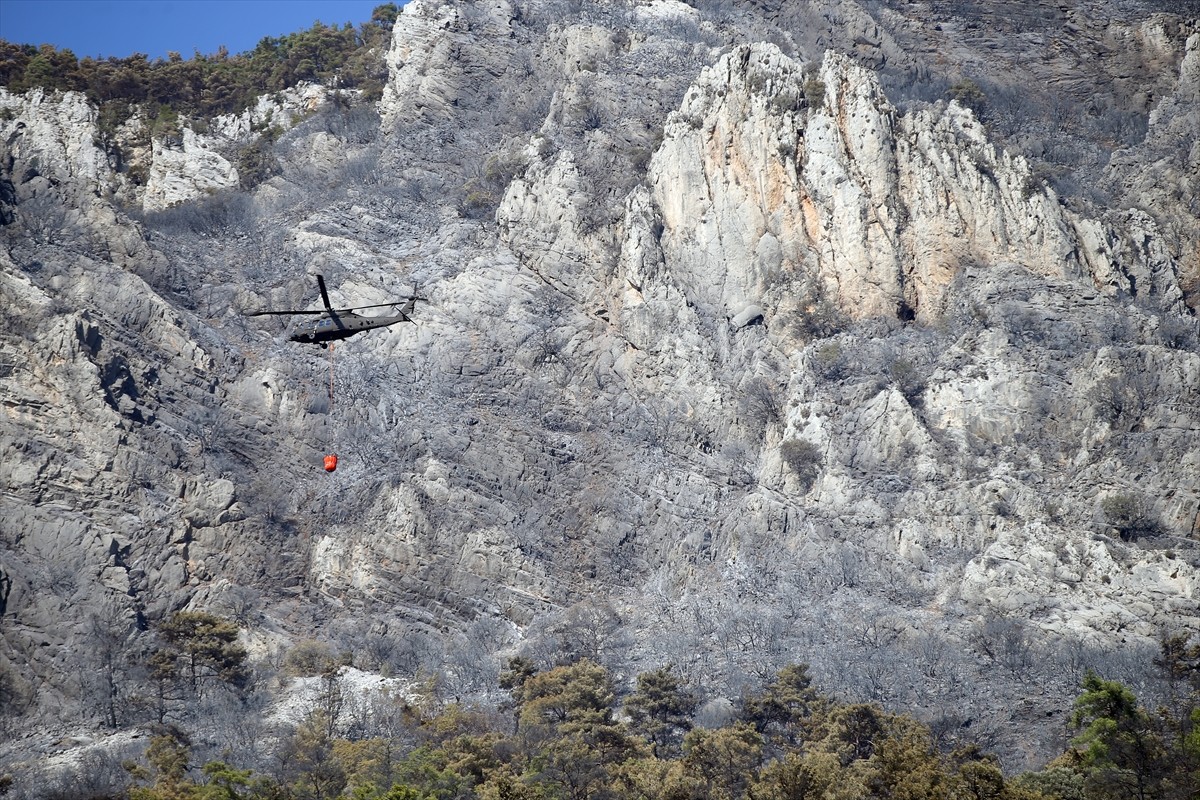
[2,0,1199,781]
[494,35,1200,641]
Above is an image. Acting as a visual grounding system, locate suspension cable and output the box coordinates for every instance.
[328,341,335,413]
[323,342,339,472]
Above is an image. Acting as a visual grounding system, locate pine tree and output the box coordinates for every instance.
[1070,672,1167,800]
[155,611,249,697]
[623,665,696,757]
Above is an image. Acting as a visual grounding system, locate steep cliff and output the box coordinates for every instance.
[2,0,1198,781]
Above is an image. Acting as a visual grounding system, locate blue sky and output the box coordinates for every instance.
[0,0,391,60]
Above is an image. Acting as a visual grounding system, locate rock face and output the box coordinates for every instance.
[1,83,335,219]
[0,89,111,202]
[629,37,1198,629]
[625,43,1184,327]
[142,128,240,212]
[2,0,1199,776]
[140,83,334,211]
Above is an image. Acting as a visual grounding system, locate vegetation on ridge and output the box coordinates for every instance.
[0,4,400,122]
[9,612,1198,800]
[45,629,1200,800]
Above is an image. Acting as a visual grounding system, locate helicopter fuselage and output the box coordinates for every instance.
[246,275,422,347]
[290,311,411,346]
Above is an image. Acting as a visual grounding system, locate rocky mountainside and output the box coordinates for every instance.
[2,0,1199,783]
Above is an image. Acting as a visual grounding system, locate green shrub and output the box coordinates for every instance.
[803,78,826,107]
[780,438,822,491]
[235,126,282,189]
[283,639,346,677]
[947,78,988,118]
[1099,492,1161,541]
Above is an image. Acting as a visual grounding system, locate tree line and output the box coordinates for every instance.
[17,609,1196,800]
[0,4,399,123]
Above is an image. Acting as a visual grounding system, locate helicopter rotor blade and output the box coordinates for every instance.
[245,292,427,317]
[335,298,426,313]
[316,274,333,311]
[244,309,328,317]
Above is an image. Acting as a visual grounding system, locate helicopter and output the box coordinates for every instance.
[246,274,424,347]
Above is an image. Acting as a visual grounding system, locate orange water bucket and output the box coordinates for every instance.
[323,454,338,472]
